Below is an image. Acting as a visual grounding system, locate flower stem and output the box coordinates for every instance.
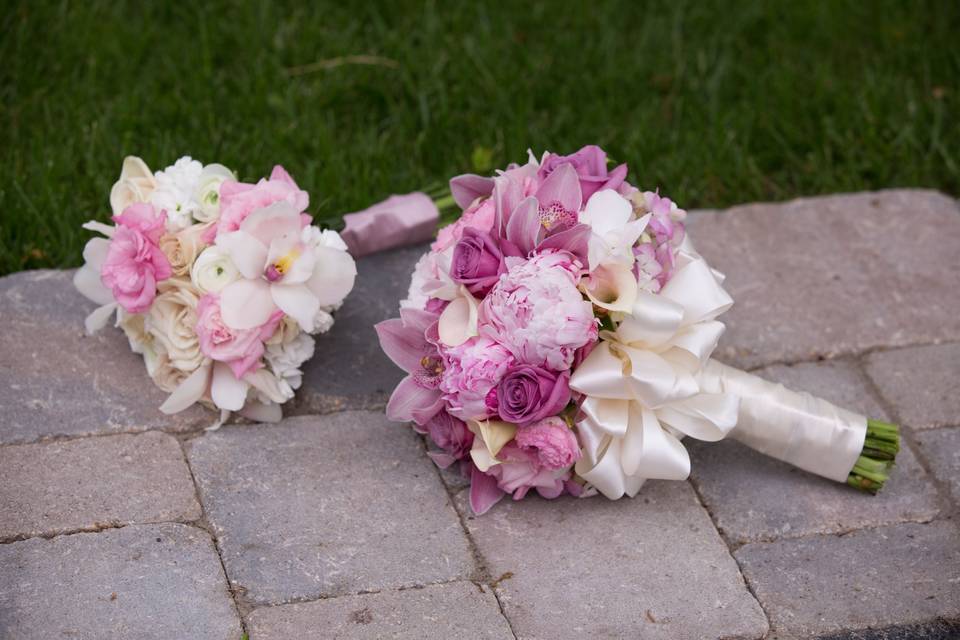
[847,419,900,494]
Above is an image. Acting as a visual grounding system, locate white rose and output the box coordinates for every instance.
[192,163,235,223]
[145,278,204,372]
[110,156,157,216]
[191,246,240,294]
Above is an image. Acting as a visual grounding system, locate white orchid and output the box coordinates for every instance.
[216,202,357,333]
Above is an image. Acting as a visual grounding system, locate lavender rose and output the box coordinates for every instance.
[496,364,571,426]
[537,144,628,201]
[451,228,504,297]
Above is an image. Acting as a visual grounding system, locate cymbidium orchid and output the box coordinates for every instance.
[216,202,357,332]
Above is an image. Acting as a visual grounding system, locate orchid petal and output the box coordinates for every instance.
[217,231,268,280]
[239,201,303,246]
[386,375,443,424]
[211,361,249,411]
[239,400,283,423]
[221,278,277,330]
[450,174,495,209]
[159,363,211,414]
[536,162,582,213]
[271,283,320,331]
[306,246,357,306]
[267,232,315,284]
[581,189,632,236]
[83,302,117,334]
[81,220,116,238]
[375,318,430,373]
[537,223,592,268]
[469,465,505,515]
[505,196,541,255]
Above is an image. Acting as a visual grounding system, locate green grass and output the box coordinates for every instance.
[2,0,958,275]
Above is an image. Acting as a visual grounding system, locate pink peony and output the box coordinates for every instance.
[101,203,172,313]
[206,165,309,242]
[432,196,495,252]
[439,336,513,421]
[515,417,581,469]
[196,294,283,379]
[479,251,597,371]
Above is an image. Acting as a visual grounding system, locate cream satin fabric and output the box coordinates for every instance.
[570,243,867,499]
[569,248,740,499]
[698,360,866,483]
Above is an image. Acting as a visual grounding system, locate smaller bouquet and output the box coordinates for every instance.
[377,146,900,515]
[75,156,357,425]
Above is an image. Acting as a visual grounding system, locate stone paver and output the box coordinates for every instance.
[915,427,960,505]
[819,620,960,640]
[0,431,200,540]
[689,360,939,543]
[0,270,211,445]
[297,243,427,413]
[864,343,960,431]
[0,523,241,640]
[687,190,960,369]
[458,481,768,640]
[246,581,514,639]
[735,521,960,638]
[187,411,473,604]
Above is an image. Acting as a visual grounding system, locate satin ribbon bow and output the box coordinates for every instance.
[569,252,740,499]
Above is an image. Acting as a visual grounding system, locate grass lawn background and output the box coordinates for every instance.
[2,0,957,275]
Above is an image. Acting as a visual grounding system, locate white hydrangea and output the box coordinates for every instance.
[151,156,204,231]
[265,332,316,392]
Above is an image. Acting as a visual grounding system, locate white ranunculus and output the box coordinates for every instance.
[192,163,235,223]
[110,156,157,216]
[191,246,241,294]
[151,156,204,231]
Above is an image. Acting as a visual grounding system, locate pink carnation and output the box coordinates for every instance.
[206,165,309,242]
[515,417,581,469]
[101,203,172,313]
[439,336,513,421]
[196,294,283,379]
[485,442,570,500]
[479,251,597,370]
[432,196,495,252]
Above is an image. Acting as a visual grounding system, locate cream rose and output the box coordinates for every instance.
[110,156,157,216]
[192,164,235,223]
[145,278,204,372]
[159,223,209,277]
[191,246,240,294]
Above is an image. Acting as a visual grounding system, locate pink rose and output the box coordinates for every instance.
[196,294,283,379]
[432,196,495,252]
[206,165,310,242]
[101,203,172,313]
[479,251,597,370]
[439,336,513,421]
[495,364,570,426]
[485,442,570,500]
[515,417,581,469]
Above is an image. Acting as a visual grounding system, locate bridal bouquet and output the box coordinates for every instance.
[75,156,357,425]
[377,146,899,515]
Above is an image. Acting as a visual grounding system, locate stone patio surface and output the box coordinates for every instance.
[1,189,958,639]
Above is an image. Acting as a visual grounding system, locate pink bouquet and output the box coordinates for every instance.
[75,156,357,426]
[377,146,899,514]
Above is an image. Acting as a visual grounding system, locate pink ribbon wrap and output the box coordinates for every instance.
[340,192,439,258]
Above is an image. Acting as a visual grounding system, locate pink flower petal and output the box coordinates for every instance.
[386,375,443,424]
[535,162,582,214]
[469,465,505,515]
[375,318,430,373]
[450,174,495,210]
[505,196,541,255]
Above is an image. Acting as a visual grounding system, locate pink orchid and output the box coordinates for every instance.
[216,202,356,331]
[537,145,628,201]
[375,308,447,425]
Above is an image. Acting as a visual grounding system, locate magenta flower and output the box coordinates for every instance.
[439,336,514,421]
[100,203,172,313]
[495,364,571,426]
[450,228,521,297]
[375,309,446,425]
[413,411,475,469]
[537,145,628,201]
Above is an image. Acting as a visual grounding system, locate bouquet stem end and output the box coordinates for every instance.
[847,419,900,494]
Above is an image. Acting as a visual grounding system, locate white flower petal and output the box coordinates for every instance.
[582,189,632,236]
[83,302,118,334]
[437,293,479,347]
[583,263,638,313]
[239,201,302,246]
[221,279,277,330]
[211,361,249,411]
[159,363,211,414]
[306,246,357,306]
[271,284,320,331]
[217,231,268,280]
